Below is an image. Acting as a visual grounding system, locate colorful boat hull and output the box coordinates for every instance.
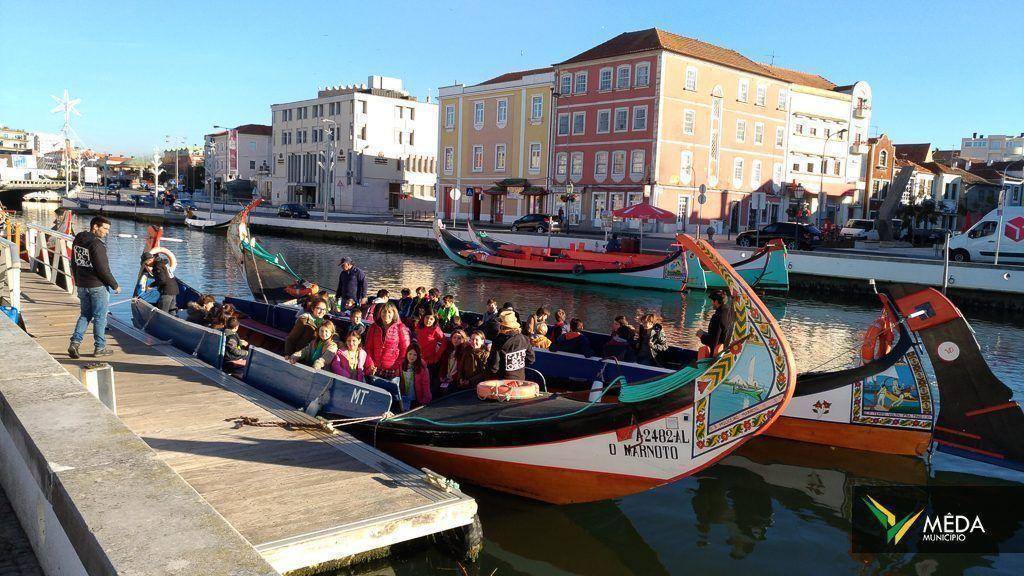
[683,241,790,291]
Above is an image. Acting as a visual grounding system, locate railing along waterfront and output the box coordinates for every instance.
[0,235,20,311]
[23,222,75,294]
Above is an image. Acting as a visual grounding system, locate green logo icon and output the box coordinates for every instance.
[863,495,924,545]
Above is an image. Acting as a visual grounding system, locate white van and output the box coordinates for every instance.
[948,206,1024,263]
[840,219,874,240]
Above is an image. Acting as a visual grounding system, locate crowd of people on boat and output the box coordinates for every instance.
[169,255,735,409]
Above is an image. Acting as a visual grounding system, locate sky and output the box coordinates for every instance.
[1,0,1021,157]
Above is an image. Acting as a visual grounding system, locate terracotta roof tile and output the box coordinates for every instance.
[234,124,272,136]
[894,143,932,163]
[759,64,836,90]
[477,67,553,86]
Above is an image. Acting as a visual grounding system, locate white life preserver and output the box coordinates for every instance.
[150,246,178,272]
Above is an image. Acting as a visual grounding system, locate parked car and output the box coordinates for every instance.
[172,199,197,213]
[735,222,822,250]
[278,203,310,219]
[129,194,151,206]
[839,218,875,240]
[865,220,905,241]
[510,213,559,233]
[106,183,121,191]
[908,228,951,246]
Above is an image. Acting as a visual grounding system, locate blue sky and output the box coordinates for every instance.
[2,0,1021,156]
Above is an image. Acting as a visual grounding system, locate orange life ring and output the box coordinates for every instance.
[860,314,895,362]
[150,246,177,271]
[477,380,540,402]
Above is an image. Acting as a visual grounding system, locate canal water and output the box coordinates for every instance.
[26,206,1024,575]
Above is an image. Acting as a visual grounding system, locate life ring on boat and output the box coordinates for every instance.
[860,314,896,362]
[477,380,540,402]
[150,246,177,272]
[572,263,585,275]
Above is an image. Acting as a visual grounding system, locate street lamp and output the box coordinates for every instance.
[817,128,848,227]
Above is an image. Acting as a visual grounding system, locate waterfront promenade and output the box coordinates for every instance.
[3,256,477,574]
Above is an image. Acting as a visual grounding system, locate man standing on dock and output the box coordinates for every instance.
[68,216,120,358]
[336,257,366,305]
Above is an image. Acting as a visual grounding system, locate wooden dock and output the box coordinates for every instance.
[17,265,478,574]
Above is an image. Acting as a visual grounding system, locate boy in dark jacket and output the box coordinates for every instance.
[69,216,119,358]
[141,252,179,312]
[223,317,249,363]
[551,318,593,357]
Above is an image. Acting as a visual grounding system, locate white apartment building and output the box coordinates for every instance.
[765,69,872,226]
[269,75,438,214]
[31,131,65,155]
[203,124,273,192]
[960,133,1024,163]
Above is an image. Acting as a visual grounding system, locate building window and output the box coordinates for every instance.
[409,131,415,145]
[795,123,804,135]
[359,126,367,140]
[495,144,507,171]
[443,147,454,174]
[879,150,888,167]
[737,79,749,102]
[751,160,762,186]
[556,152,568,176]
[683,109,695,135]
[395,106,404,120]
[360,101,367,113]
[809,126,818,137]
[635,62,650,87]
[806,161,815,173]
[572,111,585,135]
[680,151,693,183]
[630,150,645,175]
[557,113,570,136]
[685,66,697,91]
[496,99,508,127]
[445,105,455,129]
[597,109,611,134]
[472,145,483,172]
[833,160,841,176]
[529,143,542,171]
[574,72,588,94]
[560,73,572,95]
[777,90,787,110]
[755,84,767,106]
[632,106,648,131]
[775,126,784,148]
[613,108,629,132]
[531,95,543,120]
[249,160,256,170]
[595,151,609,177]
[736,120,746,142]
[792,162,800,172]
[474,102,484,127]
[773,162,783,183]
[616,65,631,89]
[281,132,288,146]
[733,157,744,185]
[599,67,613,91]
[754,122,764,145]
[570,152,583,178]
[611,150,626,176]
[824,128,832,138]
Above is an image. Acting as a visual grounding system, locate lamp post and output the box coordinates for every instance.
[792,182,806,248]
[818,128,848,227]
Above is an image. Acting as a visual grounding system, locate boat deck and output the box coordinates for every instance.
[18,264,477,574]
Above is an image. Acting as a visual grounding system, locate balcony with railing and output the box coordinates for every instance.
[853,104,871,119]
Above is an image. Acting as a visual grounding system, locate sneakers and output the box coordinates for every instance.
[94,348,114,357]
[68,343,80,359]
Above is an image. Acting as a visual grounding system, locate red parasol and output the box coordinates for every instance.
[611,202,675,251]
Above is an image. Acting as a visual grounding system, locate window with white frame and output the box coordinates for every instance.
[560,73,572,95]
[680,150,693,183]
[572,111,585,135]
[809,126,818,137]
[611,151,626,176]
[474,102,484,127]
[833,160,841,176]
[733,157,744,185]
[751,160,762,186]
[795,123,804,135]
[879,150,888,167]
[683,109,695,135]
[595,151,609,177]
[557,113,570,136]
[737,79,749,102]
[574,71,588,94]
[496,99,508,127]
[599,68,613,91]
[635,62,650,87]
[754,122,764,145]
[444,105,455,129]
[630,150,645,175]
[471,145,484,172]
[773,162,783,183]
[616,65,630,89]
[613,108,628,132]
[529,143,542,172]
[736,119,747,142]
[570,152,583,178]
[755,84,767,106]
[685,66,697,91]
[777,89,787,110]
[632,106,648,131]
[597,109,611,133]
[531,95,543,120]
[556,152,568,176]
[775,126,784,148]
[493,144,507,171]
[443,147,454,174]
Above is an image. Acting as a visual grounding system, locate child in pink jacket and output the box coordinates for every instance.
[398,343,432,408]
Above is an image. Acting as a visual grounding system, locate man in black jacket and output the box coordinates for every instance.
[335,257,366,304]
[141,252,179,312]
[485,310,535,381]
[698,290,734,357]
[69,216,120,358]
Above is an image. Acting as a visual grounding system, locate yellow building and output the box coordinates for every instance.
[437,68,555,224]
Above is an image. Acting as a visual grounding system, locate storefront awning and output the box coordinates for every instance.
[522,186,548,196]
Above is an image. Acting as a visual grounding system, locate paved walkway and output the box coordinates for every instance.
[0,485,42,576]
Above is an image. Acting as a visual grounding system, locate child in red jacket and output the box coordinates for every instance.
[399,343,432,408]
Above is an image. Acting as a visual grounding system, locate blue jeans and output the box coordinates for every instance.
[71,286,110,350]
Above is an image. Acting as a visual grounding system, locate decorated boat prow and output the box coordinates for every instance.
[361,233,796,504]
[227,198,316,304]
